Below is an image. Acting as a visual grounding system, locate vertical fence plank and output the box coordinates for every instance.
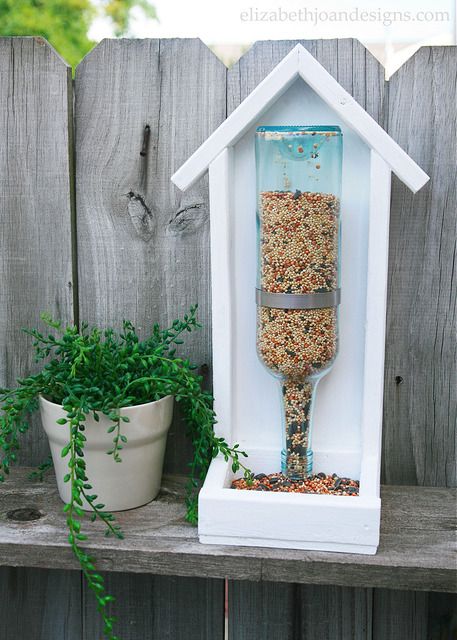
[426,592,457,639]
[228,582,372,640]
[84,574,224,640]
[372,590,429,640]
[227,39,384,640]
[0,37,79,640]
[0,36,74,464]
[374,45,457,639]
[297,585,372,640]
[74,38,226,639]
[0,567,82,640]
[383,46,457,488]
[228,581,296,640]
[372,590,457,640]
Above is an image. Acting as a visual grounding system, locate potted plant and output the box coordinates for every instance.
[0,306,251,640]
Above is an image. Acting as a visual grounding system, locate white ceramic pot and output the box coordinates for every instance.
[39,394,174,511]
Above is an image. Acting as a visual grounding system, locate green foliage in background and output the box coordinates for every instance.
[0,0,157,69]
[104,0,156,36]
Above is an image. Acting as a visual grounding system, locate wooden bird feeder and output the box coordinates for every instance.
[171,44,429,554]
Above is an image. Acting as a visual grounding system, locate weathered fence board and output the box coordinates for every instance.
[74,38,227,639]
[84,574,224,640]
[228,582,296,640]
[0,37,78,640]
[384,591,457,640]
[228,582,372,640]
[377,46,457,635]
[383,46,457,488]
[0,567,82,640]
[0,37,74,465]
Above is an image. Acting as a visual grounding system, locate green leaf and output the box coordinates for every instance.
[61,444,71,457]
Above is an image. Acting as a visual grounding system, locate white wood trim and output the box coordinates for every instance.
[198,535,378,554]
[208,148,233,440]
[172,44,429,194]
[359,152,392,498]
[199,457,380,553]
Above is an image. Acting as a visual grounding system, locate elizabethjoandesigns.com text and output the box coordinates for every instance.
[239,6,451,27]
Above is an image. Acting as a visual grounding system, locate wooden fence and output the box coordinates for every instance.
[0,36,455,638]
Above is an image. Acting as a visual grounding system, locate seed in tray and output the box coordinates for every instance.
[231,473,359,496]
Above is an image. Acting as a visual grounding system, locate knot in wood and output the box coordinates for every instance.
[168,203,207,235]
[125,191,156,242]
[7,507,43,522]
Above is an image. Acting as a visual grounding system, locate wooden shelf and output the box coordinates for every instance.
[0,469,455,593]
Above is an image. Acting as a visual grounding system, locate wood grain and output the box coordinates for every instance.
[373,589,457,640]
[0,567,82,640]
[83,573,224,640]
[229,583,372,640]
[73,38,227,638]
[227,39,385,122]
[0,36,78,640]
[0,469,454,593]
[383,46,457,488]
[228,581,296,640]
[74,38,226,476]
[0,37,74,466]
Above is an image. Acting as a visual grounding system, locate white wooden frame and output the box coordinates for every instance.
[198,149,389,554]
[172,44,429,554]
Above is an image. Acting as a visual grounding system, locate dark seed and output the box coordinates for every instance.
[333,479,342,489]
[346,487,358,494]
[254,473,267,480]
[317,472,326,479]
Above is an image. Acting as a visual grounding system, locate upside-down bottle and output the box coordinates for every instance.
[255,126,343,480]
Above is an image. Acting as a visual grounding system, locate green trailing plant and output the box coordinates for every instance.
[0,306,251,640]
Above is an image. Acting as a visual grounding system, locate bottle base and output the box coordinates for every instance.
[281,448,313,480]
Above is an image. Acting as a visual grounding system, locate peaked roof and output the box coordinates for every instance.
[171,44,429,194]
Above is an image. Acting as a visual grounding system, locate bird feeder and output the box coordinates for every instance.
[172,45,429,554]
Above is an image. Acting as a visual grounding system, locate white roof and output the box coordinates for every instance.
[172,44,429,194]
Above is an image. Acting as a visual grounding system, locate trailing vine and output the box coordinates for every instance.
[0,306,251,639]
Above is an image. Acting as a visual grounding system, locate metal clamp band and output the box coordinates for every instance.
[256,288,341,310]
